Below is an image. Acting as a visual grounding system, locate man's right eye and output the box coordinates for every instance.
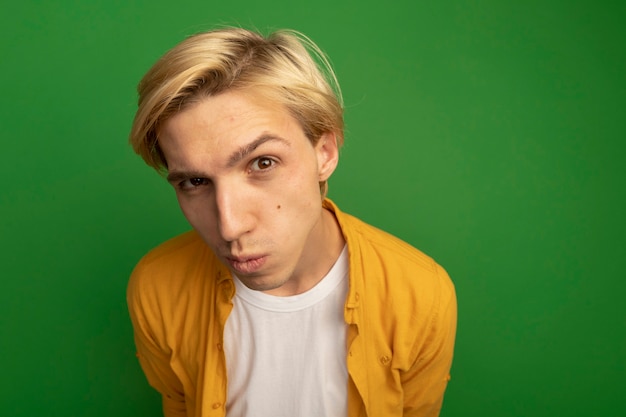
[189,178,207,186]
[180,178,209,189]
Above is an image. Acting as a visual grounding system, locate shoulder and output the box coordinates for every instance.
[133,230,210,270]
[130,230,221,279]
[330,201,449,280]
[127,230,225,312]
[329,200,455,315]
[345,211,439,273]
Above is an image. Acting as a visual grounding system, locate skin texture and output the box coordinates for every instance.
[159,89,345,296]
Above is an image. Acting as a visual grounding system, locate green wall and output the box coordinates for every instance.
[1,1,624,416]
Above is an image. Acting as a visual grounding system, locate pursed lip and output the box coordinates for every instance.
[225,254,268,275]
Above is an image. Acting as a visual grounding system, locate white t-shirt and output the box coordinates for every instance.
[224,246,349,417]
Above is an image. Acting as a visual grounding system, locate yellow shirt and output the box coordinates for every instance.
[127,200,457,416]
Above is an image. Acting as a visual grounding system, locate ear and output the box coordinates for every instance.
[315,132,339,182]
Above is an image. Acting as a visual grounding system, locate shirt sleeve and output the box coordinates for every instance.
[127,265,188,417]
[401,266,457,416]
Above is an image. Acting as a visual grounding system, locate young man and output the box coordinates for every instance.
[127,27,456,417]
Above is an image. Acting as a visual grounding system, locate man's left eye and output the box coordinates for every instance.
[251,157,275,171]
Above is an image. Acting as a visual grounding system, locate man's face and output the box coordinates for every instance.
[159,90,341,296]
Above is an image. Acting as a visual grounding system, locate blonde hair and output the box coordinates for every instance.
[129,27,344,176]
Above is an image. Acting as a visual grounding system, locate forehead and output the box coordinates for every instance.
[158,90,312,168]
[164,90,296,137]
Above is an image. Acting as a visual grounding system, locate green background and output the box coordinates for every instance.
[1,0,624,416]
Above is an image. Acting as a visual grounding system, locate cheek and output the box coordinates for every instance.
[273,175,321,219]
[270,169,323,216]
[177,196,213,230]
[282,162,322,191]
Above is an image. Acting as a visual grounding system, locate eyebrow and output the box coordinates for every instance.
[227,134,289,167]
[166,134,289,184]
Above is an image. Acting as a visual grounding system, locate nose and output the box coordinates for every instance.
[214,184,252,243]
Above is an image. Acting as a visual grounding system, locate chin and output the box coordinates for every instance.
[240,277,281,291]
[248,278,294,295]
